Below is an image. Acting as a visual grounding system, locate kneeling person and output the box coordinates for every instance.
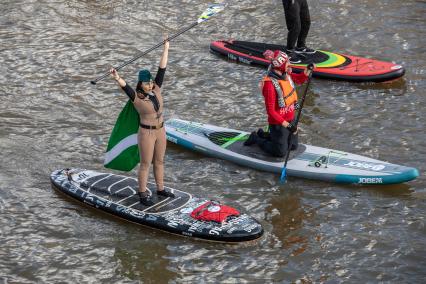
[244,50,313,157]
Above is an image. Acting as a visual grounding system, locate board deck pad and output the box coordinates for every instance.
[210,40,405,82]
[165,118,419,185]
[222,134,307,163]
[225,41,333,65]
[51,169,264,242]
[171,120,303,163]
[80,173,190,213]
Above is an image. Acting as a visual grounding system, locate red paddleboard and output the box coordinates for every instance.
[210,40,405,83]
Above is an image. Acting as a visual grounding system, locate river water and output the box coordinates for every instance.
[1,0,425,282]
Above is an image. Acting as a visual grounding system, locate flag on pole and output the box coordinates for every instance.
[104,100,140,171]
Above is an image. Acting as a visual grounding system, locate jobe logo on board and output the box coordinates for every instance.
[358,177,383,184]
[344,161,386,171]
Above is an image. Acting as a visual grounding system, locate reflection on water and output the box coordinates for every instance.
[0,0,425,282]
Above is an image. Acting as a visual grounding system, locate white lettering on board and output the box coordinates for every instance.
[344,161,386,171]
[358,178,383,184]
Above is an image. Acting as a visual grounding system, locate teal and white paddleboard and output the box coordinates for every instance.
[165,118,419,185]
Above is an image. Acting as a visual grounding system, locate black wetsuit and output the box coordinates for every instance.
[282,0,311,50]
[256,125,298,158]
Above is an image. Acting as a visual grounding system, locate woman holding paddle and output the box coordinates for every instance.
[109,37,174,206]
[244,50,314,158]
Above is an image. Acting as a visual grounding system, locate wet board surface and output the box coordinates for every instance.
[210,40,405,82]
[165,118,418,185]
[51,169,264,242]
[204,130,307,163]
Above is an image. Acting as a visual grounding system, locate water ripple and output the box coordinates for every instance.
[1,0,425,282]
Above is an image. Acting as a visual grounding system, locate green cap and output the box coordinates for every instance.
[138,69,153,82]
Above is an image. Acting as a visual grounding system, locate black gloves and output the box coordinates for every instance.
[287,122,297,133]
[306,63,315,77]
[294,102,301,110]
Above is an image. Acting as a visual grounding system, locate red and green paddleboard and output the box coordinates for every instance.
[210,40,405,83]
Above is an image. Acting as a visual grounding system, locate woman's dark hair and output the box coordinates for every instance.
[135,82,160,112]
[136,81,144,94]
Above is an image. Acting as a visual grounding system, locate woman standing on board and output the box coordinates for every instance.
[109,38,174,206]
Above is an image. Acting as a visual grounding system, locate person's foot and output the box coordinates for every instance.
[138,191,154,206]
[157,189,175,198]
[257,128,269,139]
[295,46,316,54]
[244,131,257,146]
[285,49,303,63]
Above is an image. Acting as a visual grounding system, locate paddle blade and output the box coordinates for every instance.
[280,167,287,183]
[197,3,226,23]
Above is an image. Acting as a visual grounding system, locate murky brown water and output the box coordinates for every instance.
[1,0,425,282]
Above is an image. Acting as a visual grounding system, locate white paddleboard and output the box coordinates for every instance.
[165,118,418,185]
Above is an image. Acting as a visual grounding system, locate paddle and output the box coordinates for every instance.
[280,64,314,183]
[90,3,226,85]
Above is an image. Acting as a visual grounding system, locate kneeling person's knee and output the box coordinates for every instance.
[273,145,287,157]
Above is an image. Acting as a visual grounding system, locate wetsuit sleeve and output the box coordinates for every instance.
[263,81,285,124]
[155,67,166,88]
[290,72,308,85]
[121,84,136,102]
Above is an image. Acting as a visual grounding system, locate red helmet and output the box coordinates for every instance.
[263,49,274,61]
[268,50,289,72]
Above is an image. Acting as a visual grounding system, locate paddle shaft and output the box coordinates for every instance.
[90,22,198,85]
[283,71,313,169]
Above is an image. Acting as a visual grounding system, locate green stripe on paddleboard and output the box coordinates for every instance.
[221,133,248,148]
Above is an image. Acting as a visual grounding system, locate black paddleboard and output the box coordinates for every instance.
[50,169,264,243]
[210,40,405,83]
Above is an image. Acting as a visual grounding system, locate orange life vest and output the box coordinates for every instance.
[262,75,298,107]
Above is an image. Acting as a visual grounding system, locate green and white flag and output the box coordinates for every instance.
[104,100,140,171]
